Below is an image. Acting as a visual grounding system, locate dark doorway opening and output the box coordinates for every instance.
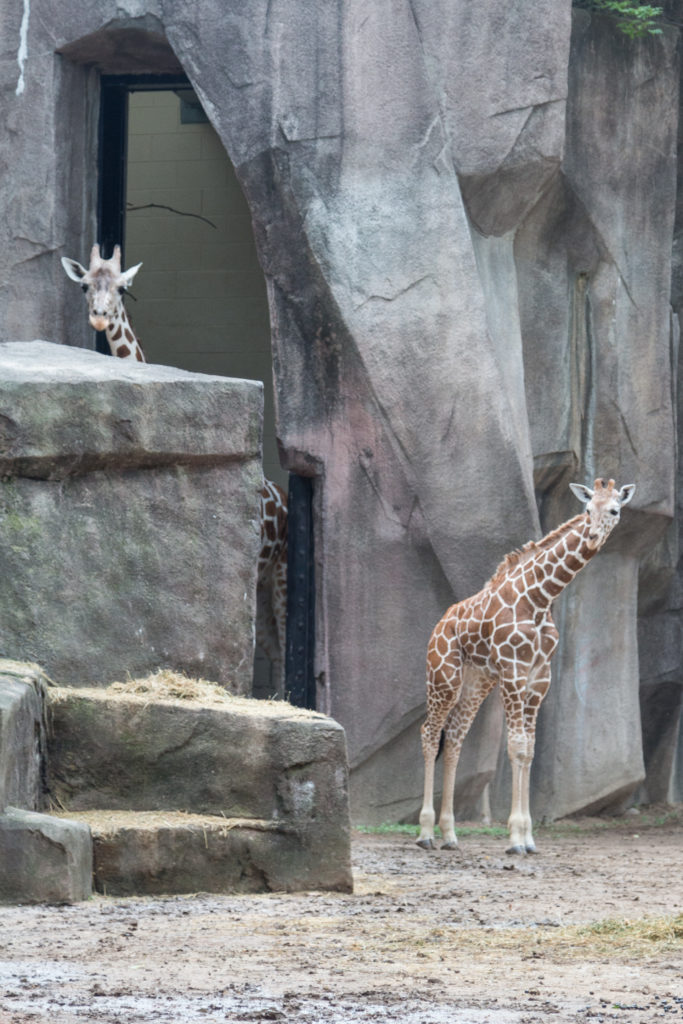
[97,74,316,708]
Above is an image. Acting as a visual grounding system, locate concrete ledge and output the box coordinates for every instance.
[0,807,92,904]
[58,810,352,896]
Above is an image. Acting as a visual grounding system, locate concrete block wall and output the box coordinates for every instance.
[125,89,285,490]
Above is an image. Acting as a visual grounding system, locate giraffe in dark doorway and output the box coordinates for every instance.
[62,244,145,362]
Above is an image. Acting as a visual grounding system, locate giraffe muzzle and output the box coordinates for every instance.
[89,314,109,332]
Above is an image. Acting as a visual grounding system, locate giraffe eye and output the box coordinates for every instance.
[118,286,126,295]
[81,283,88,293]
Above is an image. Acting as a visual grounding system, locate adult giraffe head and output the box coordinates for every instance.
[61,244,142,334]
[61,244,145,361]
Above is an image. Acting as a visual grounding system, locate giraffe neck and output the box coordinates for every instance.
[105,301,146,362]
[509,513,598,609]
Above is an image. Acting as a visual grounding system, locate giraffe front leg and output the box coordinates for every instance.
[501,674,533,855]
[516,671,551,854]
[504,669,550,855]
[506,728,533,855]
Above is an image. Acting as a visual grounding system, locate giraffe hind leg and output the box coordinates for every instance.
[417,708,450,849]
[438,669,497,850]
[418,625,466,850]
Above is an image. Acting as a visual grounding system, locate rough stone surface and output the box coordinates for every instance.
[61,811,351,896]
[47,688,349,816]
[46,685,352,893]
[0,807,92,904]
[0,660,48,812]
[0,341,262,692]
[0,2,681,822]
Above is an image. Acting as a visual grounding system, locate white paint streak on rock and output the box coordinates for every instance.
[15,0,29,97]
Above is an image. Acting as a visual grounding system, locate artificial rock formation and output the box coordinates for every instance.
[0,1,681,822]
[0,660,93,904]
[46,683,352,895]
[0,341,262,691]
[0,662,352,900]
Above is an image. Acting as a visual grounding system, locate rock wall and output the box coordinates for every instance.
[0,1,680,822]
[0,659,93,904]
[0,342,262,691]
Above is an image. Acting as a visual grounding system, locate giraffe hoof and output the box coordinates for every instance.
[440,840,458,851]
[416,837,437,851]
[505,844,526,856]
[525,843,538,855]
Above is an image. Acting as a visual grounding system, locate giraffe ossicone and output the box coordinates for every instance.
[418,477,635,856]
[61,243,146,362]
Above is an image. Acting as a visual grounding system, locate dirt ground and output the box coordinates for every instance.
[0,810,681,1024]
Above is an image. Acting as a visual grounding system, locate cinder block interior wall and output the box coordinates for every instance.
[125,88,285,694]
[125,88,284,490]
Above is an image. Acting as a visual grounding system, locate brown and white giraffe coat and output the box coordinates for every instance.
[256,479,288,698]
[418,477,635,855]
[61,244,146,362]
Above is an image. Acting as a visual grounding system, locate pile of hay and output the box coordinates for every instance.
[102,669,318,718]
[107,669,236,706]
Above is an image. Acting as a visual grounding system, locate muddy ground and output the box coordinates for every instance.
[0,810,681,1024]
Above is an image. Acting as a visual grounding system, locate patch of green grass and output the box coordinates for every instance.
[355,822,508,839]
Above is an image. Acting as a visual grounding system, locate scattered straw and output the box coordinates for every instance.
[52,808,280,839]
[107,669,238,706]
[360,914,683,963]
[574,914,683,952]
[47,670,327,720]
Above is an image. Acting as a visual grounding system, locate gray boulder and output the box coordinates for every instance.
[0,807,92,904]
[0,341,262,693]
[77,811,350,896]
[0,660,48,812]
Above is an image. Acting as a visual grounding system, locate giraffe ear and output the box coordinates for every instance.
[569,482,593,505]
[618,484,636,506]
[119,262,142,289]
[61,257,88,283]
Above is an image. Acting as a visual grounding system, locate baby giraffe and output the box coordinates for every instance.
[61,244,145,361]
[418,477,635,856]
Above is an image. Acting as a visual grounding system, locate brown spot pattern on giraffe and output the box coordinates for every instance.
[418,477,634,854]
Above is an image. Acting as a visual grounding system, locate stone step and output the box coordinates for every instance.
[46,683,349,831]
[0,807,92,904]
[55,809,351,896]
[1,668,352,901]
